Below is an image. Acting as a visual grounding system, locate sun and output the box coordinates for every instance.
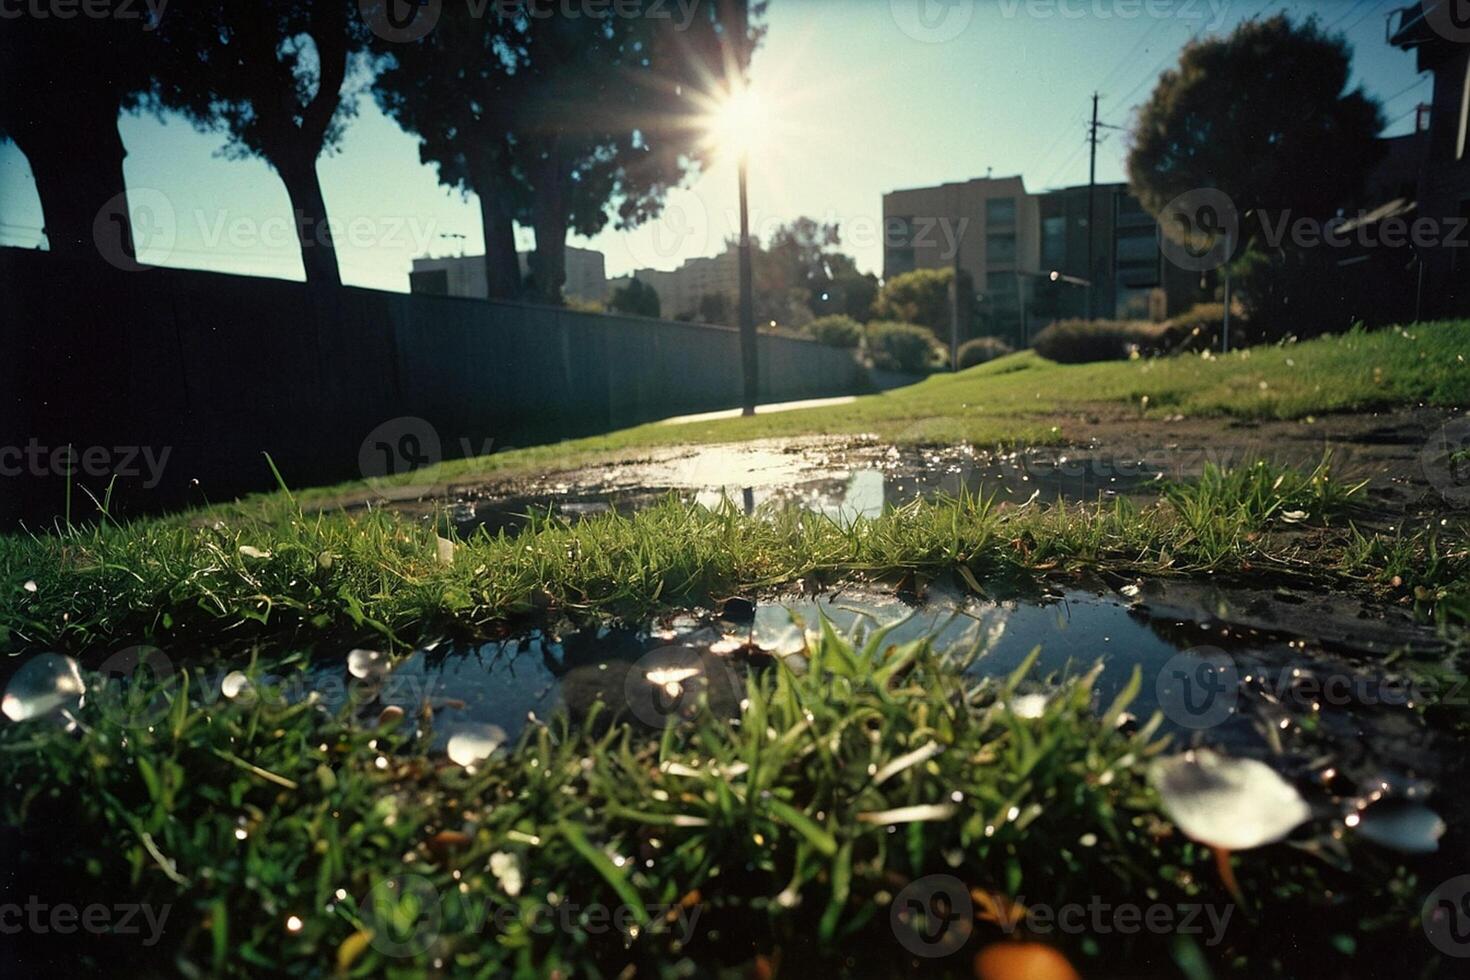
[701,83,767,161]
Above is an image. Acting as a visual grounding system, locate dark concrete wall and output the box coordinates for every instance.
[0,249,863,523]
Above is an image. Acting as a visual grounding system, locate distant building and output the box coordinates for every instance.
[1388,2,1470,319]
[409,246,607,303]
[605,248,741,319]
[882,175,1041,339]
[882,175,1204,343]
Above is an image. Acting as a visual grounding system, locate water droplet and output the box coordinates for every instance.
[1351,797,1444,854]
[2,653,85,723]
[221,671,251,700]
[446,723,507,768]
[347,649,389,680]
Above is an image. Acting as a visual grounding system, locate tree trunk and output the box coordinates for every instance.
[275,150,341,287]
[529,136,569,305]
[476,171,522,301]
[11,92,132,261]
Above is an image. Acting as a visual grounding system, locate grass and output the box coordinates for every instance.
[275,319,1470,505]
[0,621,1434,977]
[4,324,1470,974]
[3,458,1466,659]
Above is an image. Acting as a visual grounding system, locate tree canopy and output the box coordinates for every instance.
[1127,14,1384,240]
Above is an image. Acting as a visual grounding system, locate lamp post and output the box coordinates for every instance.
[737,150,756,415]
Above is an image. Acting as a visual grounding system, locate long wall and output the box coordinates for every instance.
[0,249,864,523]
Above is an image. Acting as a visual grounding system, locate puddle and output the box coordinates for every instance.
[307,584,1449,800]
[399,445,1166,536]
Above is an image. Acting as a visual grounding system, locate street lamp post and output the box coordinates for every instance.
[737,151,757,415]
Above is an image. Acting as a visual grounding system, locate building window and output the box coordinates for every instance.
[986,232,1016,264]
[1041,216,1066,269]
[986,197,1017,226]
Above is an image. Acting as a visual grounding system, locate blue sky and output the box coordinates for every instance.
[0,0,1429,289]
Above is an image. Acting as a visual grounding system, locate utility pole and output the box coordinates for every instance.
[949,246,962,371]
[1086,91,1099,322]
[733,1,756,416]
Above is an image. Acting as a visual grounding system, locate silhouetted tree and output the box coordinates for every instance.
[371,5,525,299]
[0,13,155,257]
[608,277,661,318]
[697,291,734,325]
[1127,14,1383,243]
[144,3,374,285]
[507,1,761,304]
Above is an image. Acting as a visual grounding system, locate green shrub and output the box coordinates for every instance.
[1032,318,1171,363]
[803,314,864,349]
[866,320,938,373]
[1160,302,1247,352]
[956,335,1014,368]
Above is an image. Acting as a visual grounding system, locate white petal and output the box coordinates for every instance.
[1150,749,1310,850]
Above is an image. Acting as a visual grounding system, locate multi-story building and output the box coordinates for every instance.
[1388,2,1470,319]
[883,175,1205,343]
[605,248,742,319]
[882,175,1041,340]
[409,246,608,303]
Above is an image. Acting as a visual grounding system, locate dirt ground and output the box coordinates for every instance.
[322,405,1465,524]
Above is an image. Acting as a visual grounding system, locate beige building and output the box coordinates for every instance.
[606,248,741,318]
[409,246,607,302]
[882,175,1042,309]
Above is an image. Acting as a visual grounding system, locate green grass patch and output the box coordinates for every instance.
[274,319,1470,505]
[4,459,1465,657]
[0,622,1432,976]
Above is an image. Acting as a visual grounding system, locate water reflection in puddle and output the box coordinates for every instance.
[424,450,1166,535]
[316,585,1441,793]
